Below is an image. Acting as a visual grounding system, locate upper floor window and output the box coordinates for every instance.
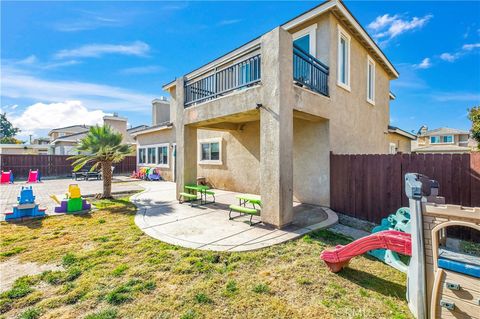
[293,24,317,56]
[337,25,351,91]
[442,135,453,143]
[367,56,375,105]
[199,138,222,165]
[430,136,440,144]
[430,135,454,144]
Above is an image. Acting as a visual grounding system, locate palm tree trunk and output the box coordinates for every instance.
[101,161,113,198]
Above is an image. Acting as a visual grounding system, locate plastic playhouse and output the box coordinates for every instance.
[1,170,14,184]
[321,173,480,319]
[27,169,41,183]
[51,184,91,213]
[5,186,46,220]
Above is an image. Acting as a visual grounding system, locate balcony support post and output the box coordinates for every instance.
[259,27,294,228]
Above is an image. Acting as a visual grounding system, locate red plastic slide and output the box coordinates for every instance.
[320,230,412,273]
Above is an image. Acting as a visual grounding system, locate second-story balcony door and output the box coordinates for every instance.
[293,34,310,54]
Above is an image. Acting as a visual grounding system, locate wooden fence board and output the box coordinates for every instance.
[0,155,136,179]
[331,152,480,225]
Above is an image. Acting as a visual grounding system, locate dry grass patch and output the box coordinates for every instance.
[0,196,412,319]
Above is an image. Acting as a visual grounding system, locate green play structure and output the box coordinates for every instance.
[368,207,411,273]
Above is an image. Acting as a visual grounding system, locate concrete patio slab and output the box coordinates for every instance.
[132,182,338,251]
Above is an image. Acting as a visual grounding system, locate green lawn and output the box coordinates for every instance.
[0,197,412,319]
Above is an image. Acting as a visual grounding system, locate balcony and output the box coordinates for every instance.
[293,44,329,97]
[184,51,261,107]
[183,42,329,108]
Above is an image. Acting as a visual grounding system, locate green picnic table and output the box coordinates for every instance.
[184,184,215,205]
[230,194,262,226]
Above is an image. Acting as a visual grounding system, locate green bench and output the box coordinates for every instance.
[229,204,259,226]
[184,184,215,205]
[179,192,199,206]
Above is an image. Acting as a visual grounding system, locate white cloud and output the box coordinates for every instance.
[119,65,164,75]
[54,15,123,32]
[440,52,458,62]
[54,41,150,59]
[368,13,433,46]
[10,101,106,138]
[1,65,153,111]
[462,43,480,51]
[414,57,432,69]
[432,92,480,102]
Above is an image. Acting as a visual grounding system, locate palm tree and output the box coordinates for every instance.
[69,125,132,199]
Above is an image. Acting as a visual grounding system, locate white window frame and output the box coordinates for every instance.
[367,55,375,105]
[198,138,222,165]
[156,143,170,168]
[442,135,454,144]
[292,23,317,56]
[389,143,397,154]
[137,143,170,168]
[337,24,351,91]
[430,136,440,144]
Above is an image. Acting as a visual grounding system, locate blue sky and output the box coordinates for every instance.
[1,1,479,139]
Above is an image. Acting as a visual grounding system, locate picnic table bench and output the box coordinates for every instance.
[229,194,262,226]
[179,184,215,206]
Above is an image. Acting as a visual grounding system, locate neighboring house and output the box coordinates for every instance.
[388,125,416,154]
[49,115,144,155]
[32,137,50,145]
[0,144,49,155]
[140,0,399,228]
[412,126,477,153]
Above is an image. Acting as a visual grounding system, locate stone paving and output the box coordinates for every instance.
[0,177,144,218]
[133,182,338,251]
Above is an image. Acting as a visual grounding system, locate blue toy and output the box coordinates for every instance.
[5,186,46,220]
[368,207,411,273]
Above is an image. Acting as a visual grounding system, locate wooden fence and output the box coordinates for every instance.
[330,152,480,224]
[0,155,137,179]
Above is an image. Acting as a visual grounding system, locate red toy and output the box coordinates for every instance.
[27,169,41,183]
[1,170,14,184]
[320,230,412,273]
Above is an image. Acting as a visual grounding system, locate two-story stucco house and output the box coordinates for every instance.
[412,126,478,153]
[135,0,400,228]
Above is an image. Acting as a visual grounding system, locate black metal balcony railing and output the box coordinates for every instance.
[293,44,329,97]
[184,55,261,107]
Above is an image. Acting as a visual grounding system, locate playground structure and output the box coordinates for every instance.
[5,186,46,220]
[51,184,91,213]
[1,170,14,184]
[368,207,411,273]
[27,169,41,183]
[321,174,480,319]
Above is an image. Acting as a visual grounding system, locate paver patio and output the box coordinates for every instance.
[0,177,144,218]
[133,182,338,251]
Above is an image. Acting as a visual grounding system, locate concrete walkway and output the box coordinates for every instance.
[132,182,338,252]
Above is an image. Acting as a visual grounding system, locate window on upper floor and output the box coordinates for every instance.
[367,56,375,105]
[337,25,351,91]
[430,135,454,144]
[430,136,440,144]
[442,135,453,143]
[293,24,317,56]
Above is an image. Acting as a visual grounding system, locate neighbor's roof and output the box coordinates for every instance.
[163,0,398,90]
[48,125,90,136]
[127,125,149,134]
[413,144,472,153]
[50,131,88,144]
[130,122,173,137]
[388,125,416,140]
[420,127,470,136]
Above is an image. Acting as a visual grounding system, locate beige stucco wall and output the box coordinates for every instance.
[197,122,260,193]
[135,129,175,181]
[0,147,48,155]
[388,133,412,153]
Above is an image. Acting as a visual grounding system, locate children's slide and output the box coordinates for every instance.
[320,230,412,273]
